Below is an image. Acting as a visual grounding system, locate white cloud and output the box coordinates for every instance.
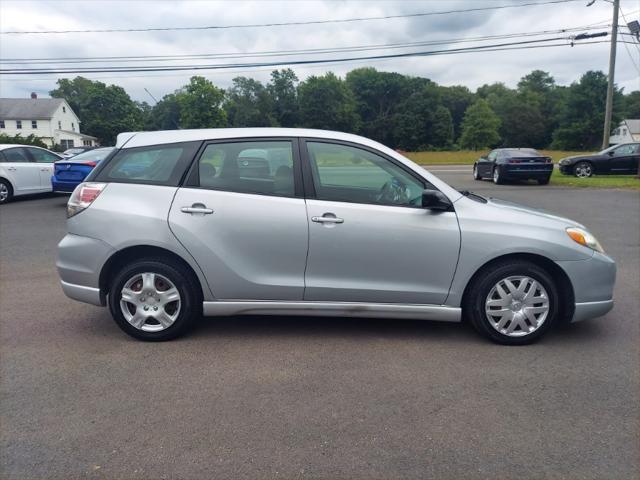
[0,0,637,101]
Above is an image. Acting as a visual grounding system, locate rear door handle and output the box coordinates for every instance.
[311,215,344,224]
[7,167,17,171]
[181,204,214,215]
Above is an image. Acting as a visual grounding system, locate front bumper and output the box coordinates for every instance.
[558,164,573,175]
[557,251,616,323]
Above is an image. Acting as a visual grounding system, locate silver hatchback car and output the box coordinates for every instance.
[57,128,616,345]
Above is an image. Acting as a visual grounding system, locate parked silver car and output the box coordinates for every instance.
[56,128,616,344]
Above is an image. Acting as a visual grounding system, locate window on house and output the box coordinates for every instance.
[60,139,74,149]
[16,120,22,129]
[0,120,5,129]
[71,122,75,131]
[62,106,66,113]
[32,120,37,129]
[58,121,61,129]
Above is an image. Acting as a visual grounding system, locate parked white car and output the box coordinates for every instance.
[0,144,62,204]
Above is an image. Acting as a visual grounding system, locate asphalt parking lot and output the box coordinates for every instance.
[1,168,639,479]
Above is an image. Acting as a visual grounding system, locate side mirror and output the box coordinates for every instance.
[422,189,452,211]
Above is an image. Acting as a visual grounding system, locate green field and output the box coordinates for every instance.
[403,150,588,165]
[548,169,639,189]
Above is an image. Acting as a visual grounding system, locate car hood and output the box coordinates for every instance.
[486,197,585,228]
[559,153,602,163]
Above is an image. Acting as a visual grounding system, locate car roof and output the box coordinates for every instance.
[117,128,386,150]
[0,144,51,151]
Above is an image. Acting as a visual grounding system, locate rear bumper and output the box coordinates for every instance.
[501,165,553,179]
[52,178,80,193]
[56,233,115,306]
[60,280,103,306]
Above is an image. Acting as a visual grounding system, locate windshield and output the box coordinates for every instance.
[63,148,85,154]
[598,145,618,155]
[62,147,114,163]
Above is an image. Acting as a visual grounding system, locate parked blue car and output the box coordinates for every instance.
[52,147,114,193]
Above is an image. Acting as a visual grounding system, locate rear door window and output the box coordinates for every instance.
[2,147,31,163]
[94,142,200,186]
[194,141,297,197]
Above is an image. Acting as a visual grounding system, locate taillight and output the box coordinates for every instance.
[82,161,97,167]
[545,157,553,163]
[67,182,107,218]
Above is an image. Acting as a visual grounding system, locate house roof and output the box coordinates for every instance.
[0,98,65,120]
[623,119,640,134]
[56,129,97,140]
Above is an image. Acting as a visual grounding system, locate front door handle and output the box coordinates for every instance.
[7,167,17,171]
[181,203,213,215]
[311,215,344,224]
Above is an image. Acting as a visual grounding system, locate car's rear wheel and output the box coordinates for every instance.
[464,260,559,345]
[108,258,200,341]
[537,176,550,185]
[574,161,593,178]
[492,166,504,185]
[0,179,13,204]
[473,164,482,180]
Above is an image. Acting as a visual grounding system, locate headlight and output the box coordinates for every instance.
[566,227,604,253]
[559,158,569,165]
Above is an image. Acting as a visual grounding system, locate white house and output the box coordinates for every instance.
[0,93,98,149]
[609,119,640,145]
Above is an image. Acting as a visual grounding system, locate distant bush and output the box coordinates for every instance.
[0,133,48,149]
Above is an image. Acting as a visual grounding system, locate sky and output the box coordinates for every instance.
[0,0,638,102]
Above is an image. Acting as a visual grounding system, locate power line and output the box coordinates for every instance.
[0,26,608,65]
[617,5,640,74]
[0,0,581,35]
[0,36,608,75]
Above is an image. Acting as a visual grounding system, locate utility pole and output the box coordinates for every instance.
[602,0,620,149]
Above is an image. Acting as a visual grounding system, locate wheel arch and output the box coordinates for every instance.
[0,176,14,191]
[99,245,206,305]
[460,252,575,322]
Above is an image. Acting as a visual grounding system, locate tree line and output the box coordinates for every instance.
[49,68,640,150]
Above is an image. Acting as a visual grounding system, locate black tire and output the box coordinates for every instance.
[573,161,593,178]
[473,164,482,180]
[537,176,550,185]
[108,258,201,341]
[492,166,504,185]
[0,179,13,204]
[463,260,560,345]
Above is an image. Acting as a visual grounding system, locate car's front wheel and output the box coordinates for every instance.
[473,164,482,180]
[574,161,593,178]
[108,258,200,340]
[464,260,559,345]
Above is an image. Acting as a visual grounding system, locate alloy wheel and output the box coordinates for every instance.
[0,183,9,203]
[119,272,181,332]
[574,162,592,178]
[484,275,550,337]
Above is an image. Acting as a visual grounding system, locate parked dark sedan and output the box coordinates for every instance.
[473,148,553,185]
[558,142,640,177]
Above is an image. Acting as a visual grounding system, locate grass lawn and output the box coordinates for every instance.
[549,169,640,190]
[404,150,588,165]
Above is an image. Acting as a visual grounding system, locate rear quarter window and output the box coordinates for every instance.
[94,142,200,186]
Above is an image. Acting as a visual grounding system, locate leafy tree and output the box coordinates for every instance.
[431,106,454,148]
[176,76,226,129]
[50,76,144,145]
[459,99,501,150]
[146,93,181,130]
[345,67,412,145]
[391,79,442,150]
[518,70,555,96]
[267,69,299,127]
[552,70,624,149]
[297,72,360,132]
[225,77,276,127]
[438,85,475,141]
[623,90,640,118]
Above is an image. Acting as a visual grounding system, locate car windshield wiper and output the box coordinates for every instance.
[458,190,488,203]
